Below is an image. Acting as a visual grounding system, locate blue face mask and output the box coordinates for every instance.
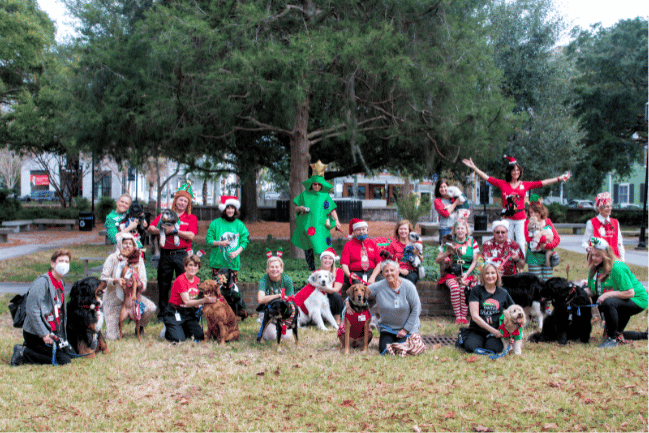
[356,234,368,242]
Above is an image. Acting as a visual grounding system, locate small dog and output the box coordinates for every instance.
[403,232,425,279]
[199,279,240,345]
[295,270,339,330]
[214,268,247,320]
[157,209,180,248]
[501,273,548,331]
[499,305,526,355]
[115,253,144,341]
[338,284,373,354]
[440,234,463,278]
[257,298,299,352]
[118,202,147,244]
[527,214,554,266]
[66,277,109,359]
[446,186,470,209]
[502,194,517,217]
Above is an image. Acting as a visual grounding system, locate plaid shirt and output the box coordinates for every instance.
[481,238,522,276]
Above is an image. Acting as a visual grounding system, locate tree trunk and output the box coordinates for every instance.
[240,173,259,222]
[202,180,208,206]
[289,97,311,258]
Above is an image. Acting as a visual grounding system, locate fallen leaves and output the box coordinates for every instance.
[465,355,478,363]
[340,400,355,408]
[473,426,494,432]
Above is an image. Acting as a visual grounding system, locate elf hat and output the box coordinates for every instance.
[591,237,609,250]
[595,192,612,209]
[492,220,509,232]
[503,154,517,165]
[348,218,368,238]
[218,195,241,211]
[320,247,339,261]
[172,181,194,214]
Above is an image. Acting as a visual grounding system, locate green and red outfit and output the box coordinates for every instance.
[438,237,478,321]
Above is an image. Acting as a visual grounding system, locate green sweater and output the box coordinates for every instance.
[205,218,249,271]
[588,261,648,309]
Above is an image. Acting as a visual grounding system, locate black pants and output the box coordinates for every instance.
[327,292,343,316]
[462,328,504,354]
[402,271,419,285]
[22,331,72,366]
[162,304,204,343]
[379,332,408,354]
[157,249,188,317]
[599,297,644,338]
[305,249,316,272]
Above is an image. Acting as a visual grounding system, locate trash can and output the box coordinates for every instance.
[276,200,290,222]
[333,199,362,223]
[79,212,95,231]
[474,214,488,231]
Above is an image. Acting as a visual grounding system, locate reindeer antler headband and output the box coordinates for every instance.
[265,248,283,258]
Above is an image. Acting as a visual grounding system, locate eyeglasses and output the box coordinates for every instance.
[494,231,507,234]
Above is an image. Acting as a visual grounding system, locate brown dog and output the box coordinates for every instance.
[118,261,143,341]
[199,279,240,345]
[338,284,373,354]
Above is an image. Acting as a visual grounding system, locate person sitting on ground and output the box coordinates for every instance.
[586,238,647,348]
[459,262,514,354]
[481,220,525,277]
[386,219,423,285]
[256,255,295,341]
[105,193,147,249]
[582,192,625,262]
[524,200,560,281]
[314,247,344,325]
[100,233,157,340]
[11,250,73,366]
[340,218,382,292]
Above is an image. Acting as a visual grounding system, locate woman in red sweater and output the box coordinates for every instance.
[462,155,569,255]
[524,201,560,281]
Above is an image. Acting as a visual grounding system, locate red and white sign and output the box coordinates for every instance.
[30,175,49,186]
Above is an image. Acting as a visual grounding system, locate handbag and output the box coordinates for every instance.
[385,334,426,356]
[9,293,28,328]
[549,251,560,268]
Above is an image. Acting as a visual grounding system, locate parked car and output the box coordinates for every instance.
[264,192,281,200]
[567,199,595,209]
[617,203,642,210]
[544,197,568,205]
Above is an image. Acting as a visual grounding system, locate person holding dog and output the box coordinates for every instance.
[462,156,570,254]
[481,220,525,277]
[581,192,625,262]
[11,249,73,366]
[105,194,148,249]
[291,160,342,271]
[340,218,382,292]
[460,262,515,354]
[436,219,479,324]
[524,200,560,281]
[148,182,198,319]
[205,195,249,319]
[434,178,462,244]
[162,255,216,343]
[367,260,421,354]
[99,233,157,340]
[387,220,422,285]
[587,238,647,348]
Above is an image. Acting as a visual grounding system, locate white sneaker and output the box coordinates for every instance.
[159,325,166,340]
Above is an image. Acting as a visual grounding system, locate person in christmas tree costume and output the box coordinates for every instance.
[291,160,342,271]
[205,195,249,319]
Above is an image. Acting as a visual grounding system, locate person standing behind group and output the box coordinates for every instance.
[340,218,382,291]
[434,179,462,244]
[581,192,625,262]
[524,200,560,281]
[11,250,73,366]
[462,155,570,254]
[386,220,422,285]
[205,195,249,318]
[148,182,198,318]
[105,194,147,249]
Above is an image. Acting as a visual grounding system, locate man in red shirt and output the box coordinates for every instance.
[149,182,198,317]
[340,219,382,292]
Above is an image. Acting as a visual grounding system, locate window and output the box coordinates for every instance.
[618,184,629,204]
[94,171,112,199]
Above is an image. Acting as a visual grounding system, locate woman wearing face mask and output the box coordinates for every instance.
[11,250,74,366]
[340,218,382,293]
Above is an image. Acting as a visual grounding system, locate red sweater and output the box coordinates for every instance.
[487,177,543,220]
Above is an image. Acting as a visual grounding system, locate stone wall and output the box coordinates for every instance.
[145,280,453,317]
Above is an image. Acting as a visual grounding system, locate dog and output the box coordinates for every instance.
[294,270,339,330]
[527,214,554,266]
[257,298,299,352]
[338,284,373,354]
[403,232,426,279]
[198,279,240,345]
[118,201,147,244]
[446,186,470,209]
[115,250,144,341]
[214,268,247,320]
[502,194,517,217]
[499,305,526,355]
[501,273,548,331]
[66,277,109,359]
[528,277,592,345]
[440,234,463,278]
[157,209,180,248]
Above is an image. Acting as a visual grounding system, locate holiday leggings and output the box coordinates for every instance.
[527,264,553,281]
[445,279,468,320]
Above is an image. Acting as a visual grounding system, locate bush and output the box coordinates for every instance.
[547,203,567,223]
[74,197,91,212]
[394,192,431,227]
[97,196,116,223]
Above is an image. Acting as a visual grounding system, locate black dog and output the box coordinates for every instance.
[501,194,517,217]
[257,298,299,352]
[118,201,148,241]
[215,268,248,321]
[66,277,109,359]
[501,272,548,329]
[528,277,592,345]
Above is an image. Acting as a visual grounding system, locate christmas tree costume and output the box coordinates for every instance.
[291,161,338,270]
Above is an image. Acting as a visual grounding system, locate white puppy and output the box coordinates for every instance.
[297,270,339,331]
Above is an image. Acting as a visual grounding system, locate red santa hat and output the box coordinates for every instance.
[320,247,339,261]
[503,154,517,165]
[218,195,241,211]
[348,218,368,238]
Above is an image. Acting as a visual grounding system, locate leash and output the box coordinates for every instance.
[474,344,512,359]
[567,302,598,317]
[378,323,411,355]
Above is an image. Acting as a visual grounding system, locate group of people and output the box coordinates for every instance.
[9,157,647,366]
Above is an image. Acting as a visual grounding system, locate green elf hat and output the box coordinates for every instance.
[302,160,333,193]
[530,193,541,203]
[173,180,195,214]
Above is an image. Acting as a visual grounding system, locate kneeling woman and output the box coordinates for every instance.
[163,255,216,343]
[588,238,648,348]
[461,263,514,354]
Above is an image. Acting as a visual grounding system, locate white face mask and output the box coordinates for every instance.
[54,262,70,277]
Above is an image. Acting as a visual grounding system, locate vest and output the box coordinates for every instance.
[590,217,620,258]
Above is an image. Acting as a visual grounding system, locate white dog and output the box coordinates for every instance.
[500,305,527,355]
[296,270,339,331]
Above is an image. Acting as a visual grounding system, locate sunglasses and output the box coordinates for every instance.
[494,231,507,234]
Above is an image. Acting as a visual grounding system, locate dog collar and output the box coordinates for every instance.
[79,304,100,312]
[349,299,369,309]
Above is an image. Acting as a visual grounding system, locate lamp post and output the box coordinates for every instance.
[638,102,648,249]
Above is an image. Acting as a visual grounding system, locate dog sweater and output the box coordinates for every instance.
[337,310,372,339]
[292,284,317,315]
[498,314,523,341]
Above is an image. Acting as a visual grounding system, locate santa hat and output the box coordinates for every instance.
[595,192,612,209]
[348,218,368,238]
[503,154,517,165]
[492,220,509,232]
[591,237,609,250]
[172,181,195,214]
[218,195,241,211]
[320,247,339,261]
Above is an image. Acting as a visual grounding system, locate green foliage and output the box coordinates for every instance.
[97,196,116,223]
[421,245,440,282]
[394,192,432,227]
[547,202,568,223]
[0,194,21,222]
[74,196,91,211]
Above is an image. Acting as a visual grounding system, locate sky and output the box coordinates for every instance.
[37,0,648,43]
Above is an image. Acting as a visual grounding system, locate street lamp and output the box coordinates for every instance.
[638,102,648,249]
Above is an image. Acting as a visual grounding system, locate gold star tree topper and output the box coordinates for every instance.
[310,160,328,177]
